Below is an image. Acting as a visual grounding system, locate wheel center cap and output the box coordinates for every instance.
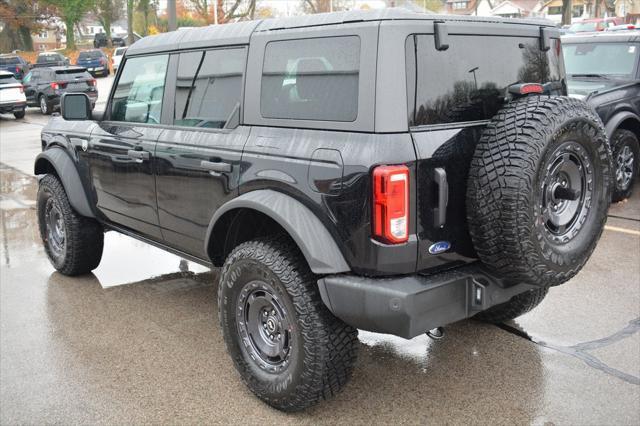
[266,318,277,332]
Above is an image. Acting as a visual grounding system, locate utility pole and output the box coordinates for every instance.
[168,0,177,31]
[214,0,218,25]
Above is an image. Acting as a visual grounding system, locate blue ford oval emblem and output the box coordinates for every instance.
[428,241,451,255]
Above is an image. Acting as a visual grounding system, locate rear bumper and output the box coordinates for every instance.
[318,265,537,339]
[0,101,26,113]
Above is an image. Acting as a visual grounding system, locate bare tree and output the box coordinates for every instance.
[561,0,572,26]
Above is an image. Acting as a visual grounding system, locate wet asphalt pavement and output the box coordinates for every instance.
[1,81,639,424]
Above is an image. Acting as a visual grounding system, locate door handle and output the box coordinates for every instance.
[433,167,448,228]
[127,149,150,161]
[201,160,232,173]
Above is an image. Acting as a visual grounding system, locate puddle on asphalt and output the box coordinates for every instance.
[0,164,209,288]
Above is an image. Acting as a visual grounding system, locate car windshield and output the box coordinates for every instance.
[0,57,20,65]
[37,54,60,63]
[0,74,18,84]
[79,51,102,60]
[563,42,638,79]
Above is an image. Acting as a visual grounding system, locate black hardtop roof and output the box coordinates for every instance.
[127,8,556,56]
[562,31,640,44]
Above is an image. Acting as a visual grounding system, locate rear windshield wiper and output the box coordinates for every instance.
[570,73,610,79]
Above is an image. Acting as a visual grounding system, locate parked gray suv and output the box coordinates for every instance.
[34,10,612,411]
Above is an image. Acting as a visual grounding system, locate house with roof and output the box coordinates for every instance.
[490,0,544,17]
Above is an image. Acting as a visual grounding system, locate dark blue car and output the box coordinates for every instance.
[0,54,30,80]
[75,49,110,77]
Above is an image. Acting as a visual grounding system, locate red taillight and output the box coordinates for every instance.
[519,83,544,95]
[372,165,409,244]
[50,82,67,90]
[88,79,96,87]
[50,82,59,90]
[15,66,20,73]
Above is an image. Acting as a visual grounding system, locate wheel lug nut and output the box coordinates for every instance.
[271,310,275,316]
[277,333,281,340]
[263,323,267,329]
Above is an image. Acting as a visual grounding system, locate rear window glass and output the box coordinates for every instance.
[79,51,103,59]
[406,35,564,127]
[174,48,246,129]
[114,48,127,56]
[0,57,20,65]
[0,74,18,84]
[563,42,638,79]
[260,36,360,122]
[37,54,61,63]
[55,69,91,80]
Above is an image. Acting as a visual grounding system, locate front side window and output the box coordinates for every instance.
[174,48,246,129]
[110,54,168,124]
[260,36,360,122]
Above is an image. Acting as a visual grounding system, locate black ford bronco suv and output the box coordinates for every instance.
[34,10,612,411]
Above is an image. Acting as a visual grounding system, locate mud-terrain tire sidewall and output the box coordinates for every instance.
[467,97,612,287]
[611,129,639,202]
[37,175,103,275]
[218,237,358,412]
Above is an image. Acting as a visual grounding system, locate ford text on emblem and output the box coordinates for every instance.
[428,241,451,255]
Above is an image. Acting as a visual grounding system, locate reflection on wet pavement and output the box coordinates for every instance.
[1,164,639,424]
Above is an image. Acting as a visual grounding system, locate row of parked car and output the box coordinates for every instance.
[0,47,127,118]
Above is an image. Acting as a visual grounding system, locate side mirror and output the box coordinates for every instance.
[61,93,92,121]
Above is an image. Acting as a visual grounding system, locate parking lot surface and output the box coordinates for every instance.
[1,78,639,424]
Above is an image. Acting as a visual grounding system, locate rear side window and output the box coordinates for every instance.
[406,35,563,127]
[174,48,246,129]
[110,54,168,124]
[260,36,360,122]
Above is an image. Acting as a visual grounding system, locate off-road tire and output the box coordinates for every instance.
[467,96,612,288]
[37,175,103,275]
[218,236,358,411]
[610,129,639,202]
[13,109,25,119]
[475,287,549,323]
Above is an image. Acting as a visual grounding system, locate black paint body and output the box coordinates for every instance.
[37,11,567,278]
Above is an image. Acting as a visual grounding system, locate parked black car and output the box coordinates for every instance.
[94,32,126,48]
[0,54,30,80]
[23,66,97,115]
[34,10,612,411]
[75,49,110,77]
[34,52,71,68]
[563,31,640,201]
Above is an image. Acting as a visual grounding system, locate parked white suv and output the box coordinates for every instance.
[112,47,127,74]
[0,70,26,119]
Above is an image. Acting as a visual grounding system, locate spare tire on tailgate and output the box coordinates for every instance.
[467,96,612,288]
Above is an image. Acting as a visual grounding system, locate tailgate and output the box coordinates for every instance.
[0,85,24,103]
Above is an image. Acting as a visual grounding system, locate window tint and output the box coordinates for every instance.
[406,35,563,127]
[174,48,246,129]
[56,69,92,80]
[0,57,20,65]
[79,50,103,60]
[111,54,168,124]
[261,36,360,122]
[0,74,18,84]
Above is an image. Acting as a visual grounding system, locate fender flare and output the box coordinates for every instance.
[205,190,350,274]
[605,111,640,139]
[34,148,95,218]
